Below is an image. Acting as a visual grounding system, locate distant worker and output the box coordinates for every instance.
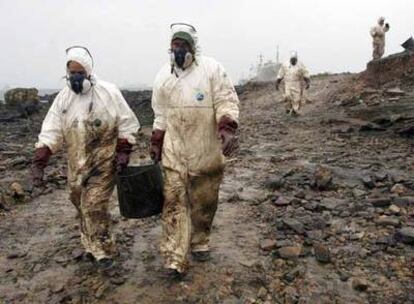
[370,17,390,60]
[276,52,310,116]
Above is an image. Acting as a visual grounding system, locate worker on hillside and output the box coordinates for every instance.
[276,52,310,116]
[370,16,390,60]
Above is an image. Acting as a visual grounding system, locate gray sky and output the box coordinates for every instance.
[0,0,412,89]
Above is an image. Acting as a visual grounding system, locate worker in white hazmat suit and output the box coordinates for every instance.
[276,52,310,116]
[31,46,140,269]
[150,23,240,277]
[370,17,390,60]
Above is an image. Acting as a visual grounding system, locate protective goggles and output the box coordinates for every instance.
[65,45,94,67]
[170,23,197,33]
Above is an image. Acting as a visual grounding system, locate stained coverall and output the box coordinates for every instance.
[370,17,390,60]
[32,47,140,261]
[150,25,239,273]
[277,58,310,114]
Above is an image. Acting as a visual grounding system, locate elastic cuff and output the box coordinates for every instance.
[164,261,187,273]
[192,244,210,252]
[118,133,136,145]
[35,141,57,154]
[94,253,113,261]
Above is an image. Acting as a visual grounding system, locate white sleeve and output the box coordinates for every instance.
[151,73,168,131]
[301,64,310,79]
[277,65,286,80]
[115,89,140,144]
[211,60,240,123]
[35,92,64,153]
[370,26,377,37]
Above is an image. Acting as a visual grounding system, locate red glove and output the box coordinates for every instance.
[218,116,238,157]
[304,77,311,90]
[276,78,282,91]
[115,138,133,173]
[150,129,166,162]
[31,146,52,187]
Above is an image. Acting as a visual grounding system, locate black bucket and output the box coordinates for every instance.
[116,163,164,218]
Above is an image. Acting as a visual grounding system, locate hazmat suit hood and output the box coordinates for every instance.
[65,46,97,94]
[66,46,94,77]
[170,23,200,69]
[378,17,385,24]
[289,51,299,66]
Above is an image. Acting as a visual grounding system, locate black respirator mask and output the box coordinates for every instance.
[172,47,193,69]
[68,73,92,95]
[173,47,187,68]
[169,23,197,71]
[65,46,94,94]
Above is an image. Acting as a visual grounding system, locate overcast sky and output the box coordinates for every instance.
[0,0,412,89]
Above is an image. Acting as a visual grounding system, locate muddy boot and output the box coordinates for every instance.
[191,251,211,262]
[96,257,114,271]
[82,252,96,262]
[163,268,186,280]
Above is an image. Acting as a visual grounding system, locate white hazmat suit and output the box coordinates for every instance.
[277,54,310,114]
[370,17,390,60]
[36,47,140,260]
[151,25,239,273]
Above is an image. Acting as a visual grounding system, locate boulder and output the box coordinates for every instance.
[394,227,414,245]
[313,165,333,190]
[278,246,302,260]
[4,88,39,106]
[3,88,40,119]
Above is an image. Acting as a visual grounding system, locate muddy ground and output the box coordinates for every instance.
[0,66,413,303]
